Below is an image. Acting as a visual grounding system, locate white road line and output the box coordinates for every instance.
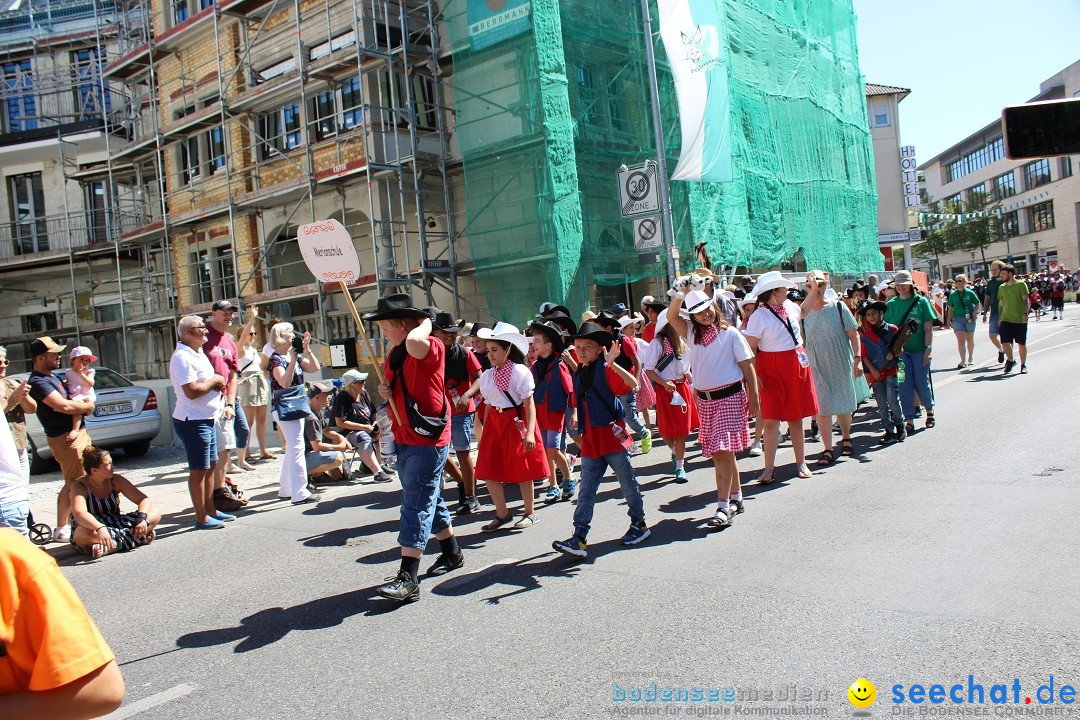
[1024,339,1080,357]
[103,683,197,719]
[935,325,1076,389]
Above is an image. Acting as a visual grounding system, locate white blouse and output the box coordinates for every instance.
[683,326,753,390]
[642,337,691,381]
[742,299,803,352]
[478,363,535,408]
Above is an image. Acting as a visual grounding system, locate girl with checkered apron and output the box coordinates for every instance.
[665,287,760,528]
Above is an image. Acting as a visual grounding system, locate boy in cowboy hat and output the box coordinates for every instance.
[593,312,651,454]
[431,309,483,515]
[856,300,905,443]
[364,294,463,603]
[527,320,576,503]
[552,322,650,558]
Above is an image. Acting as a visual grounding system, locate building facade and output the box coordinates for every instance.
[866,83,918,272]
[919,59,1080,278]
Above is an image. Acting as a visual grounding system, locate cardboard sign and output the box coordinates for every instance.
[296,219,361,285]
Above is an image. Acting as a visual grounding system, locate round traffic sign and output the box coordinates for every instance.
[637,218,657,240]
[625,171,651,202]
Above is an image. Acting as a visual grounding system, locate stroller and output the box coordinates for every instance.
[26,510,53,546]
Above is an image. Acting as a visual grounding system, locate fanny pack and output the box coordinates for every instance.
[391,366,449,439]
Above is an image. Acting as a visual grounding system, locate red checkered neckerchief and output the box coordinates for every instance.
[767,302,789,321]
[699,323,720,347]
[493,361,513,392]
[661,336,674,356]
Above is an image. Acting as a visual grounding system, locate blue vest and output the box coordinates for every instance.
[861,323,899,372]
[533,358,569,413]
[572,359,625,428]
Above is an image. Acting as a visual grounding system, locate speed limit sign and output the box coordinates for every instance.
[618,162,659,217]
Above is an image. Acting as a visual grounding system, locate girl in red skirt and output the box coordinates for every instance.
[743,271,820,484]
[642,313,698,483]
[460,322,550,531]
[665,287,760,528]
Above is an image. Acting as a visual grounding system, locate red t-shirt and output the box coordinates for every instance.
[203,325,238,381]
[533,359,574,432]
[859,325,898,379]
[578,365,632,458]
[641,321,656,343]
[446,348,482,416]
[384,339,451,447]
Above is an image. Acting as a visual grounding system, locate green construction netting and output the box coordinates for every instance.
[443,0,882,323]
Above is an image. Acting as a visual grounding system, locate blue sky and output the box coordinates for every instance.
[851,0,1080,162]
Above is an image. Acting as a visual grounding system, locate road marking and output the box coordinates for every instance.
[103,683,196,719]
[935,325,1077,389]
[1024,339,1080,357]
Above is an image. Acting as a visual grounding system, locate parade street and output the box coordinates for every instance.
[38,312,1080,720]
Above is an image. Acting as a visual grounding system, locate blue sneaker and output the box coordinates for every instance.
[214,510,237,522]
[195,516,225,530]
[561,479,577,501]
[544,486,563,503]
[673,467,688,483]
[553,535,588,558]
[620,522,650,545]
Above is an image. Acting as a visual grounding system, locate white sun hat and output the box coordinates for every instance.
[682,289,713,315]
[477,321,529,357]
[749,270,796,299]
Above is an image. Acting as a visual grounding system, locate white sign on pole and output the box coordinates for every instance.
[296,219,362,285]
[618,162,660,217]
[1038,246,1048,258]
[1039,255,1049,268]
[633,215,662,251]
[899,145,920,209]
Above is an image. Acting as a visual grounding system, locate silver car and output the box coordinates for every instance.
[13,368,163,474]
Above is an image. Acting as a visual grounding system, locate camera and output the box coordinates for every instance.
[291,335,304,354]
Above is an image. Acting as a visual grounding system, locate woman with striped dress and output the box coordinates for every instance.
[69,447,161,559]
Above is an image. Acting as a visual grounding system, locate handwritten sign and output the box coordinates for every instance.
[296,219,361,285]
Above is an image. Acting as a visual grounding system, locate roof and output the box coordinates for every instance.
[865,84,911,101]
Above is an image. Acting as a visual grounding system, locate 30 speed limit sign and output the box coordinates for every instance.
[618,162,659,217]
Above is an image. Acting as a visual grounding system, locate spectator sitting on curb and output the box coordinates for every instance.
[304,382,350,485]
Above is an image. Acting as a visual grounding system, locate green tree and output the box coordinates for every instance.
[912,199,962,275]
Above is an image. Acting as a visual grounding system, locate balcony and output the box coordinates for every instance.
[0,74,129,146]
[0,0,118,51]
[0,211,112,265]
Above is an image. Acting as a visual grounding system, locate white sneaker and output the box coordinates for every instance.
[53,525,72,543]
[748,441,763,456]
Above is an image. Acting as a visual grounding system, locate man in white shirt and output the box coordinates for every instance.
[0,419,29,537]
[169,315,229,530]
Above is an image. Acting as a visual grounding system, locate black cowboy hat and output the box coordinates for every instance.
[536,310,577,336]
[467,321,491,338]
[573,321,614,346]
[362,293,430,321]
[855,300,887,315]
[641,297,667,311]
[528,320,567,353]
[537,302,572,318]
[593,310,619,329]
[431,311,464,333]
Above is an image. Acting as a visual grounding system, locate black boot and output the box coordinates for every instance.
[455,482,465,509]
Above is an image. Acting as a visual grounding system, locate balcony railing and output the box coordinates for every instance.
[0,0,119,48]
[0,73,129,138]
[0,211,106,260]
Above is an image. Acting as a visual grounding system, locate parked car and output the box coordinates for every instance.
[12,368,163,475]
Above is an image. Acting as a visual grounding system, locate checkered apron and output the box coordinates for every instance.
[693,324,749,454]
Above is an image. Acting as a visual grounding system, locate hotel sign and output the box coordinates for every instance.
[900,145,920,208]
[468,0,531,51]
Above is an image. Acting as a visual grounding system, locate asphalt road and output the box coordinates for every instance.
[51,309,1080,720]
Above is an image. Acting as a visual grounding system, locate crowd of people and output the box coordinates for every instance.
[0,262,1070,605]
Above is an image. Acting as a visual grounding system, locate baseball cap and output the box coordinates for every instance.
[307,381,333,398]
[69,346,98,362]
[211,299,239,312]
[340,369,368,386]
[30,336,66,356]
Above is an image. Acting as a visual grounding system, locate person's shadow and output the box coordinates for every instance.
[429,553,583,604]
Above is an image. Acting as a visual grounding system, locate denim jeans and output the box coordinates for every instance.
[898,351,934,419]
[396,443,452,550]
[573,451,645,541]
[233,399,250,450]
[871,376,903,430]
[618,392,647,439]
[0,498,29,537]
[172,417,218,470]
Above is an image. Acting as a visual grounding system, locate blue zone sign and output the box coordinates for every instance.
[468,0,531,51]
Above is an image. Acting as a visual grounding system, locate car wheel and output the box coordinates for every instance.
[123,439,151,457]
[27,437,57,475]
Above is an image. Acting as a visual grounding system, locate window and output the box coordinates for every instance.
[966,183,986,208]
[1060,156,1073,179]
[993,171,1015,200]
[215,246,236,300]
[176,107,201,184]
[1027,200,1054,233]
[943,193,963,211]
[1023,159,1051,190]
[189,250,212,304]
[2,60,35,132]
[998,210,1019,238]
[72,48,109,120]
[870,98,890,127]
[310,76,363,141]
[190,246,236,303]
[9,173,47,253]
[172,0,212,25]
[258,103,302,158]
[22,312,57,334]
[85,181,108,244]
[203,96,225,172]
[945,137,1004,183]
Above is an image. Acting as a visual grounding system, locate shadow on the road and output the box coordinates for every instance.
[175,587,390,652]
[299,486,403,515]
[298,517,402,547]
[430,552,583,604]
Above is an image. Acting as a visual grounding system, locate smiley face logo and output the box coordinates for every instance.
[848,678,876,708]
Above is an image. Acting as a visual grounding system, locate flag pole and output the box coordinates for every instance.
[640,0,678,286]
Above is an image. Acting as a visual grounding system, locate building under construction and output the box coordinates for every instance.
[0,0,882,377]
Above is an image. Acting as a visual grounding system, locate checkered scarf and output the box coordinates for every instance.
[661,336,674,356]
[699,323,719,347]
[493,362,513,392]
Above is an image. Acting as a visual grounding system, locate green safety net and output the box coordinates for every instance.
[443,0,882,324]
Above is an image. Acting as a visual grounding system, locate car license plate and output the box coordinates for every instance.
[94,401,133,417]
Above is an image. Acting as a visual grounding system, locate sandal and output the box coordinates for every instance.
[481,513,515,533]
[905,421,916,436]
[513,513,538,529]
[840,439,854,457]
[925,412,936,429]
[259,452,279,460]
[815,449,835,467]
[707,507,732,528]
[797,463,813,478]
[757,468,775,485]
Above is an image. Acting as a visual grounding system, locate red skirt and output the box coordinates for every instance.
[474,407,550,483]
[653,381,698,438]
[756,349,819,422]
[696,388,751,455]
